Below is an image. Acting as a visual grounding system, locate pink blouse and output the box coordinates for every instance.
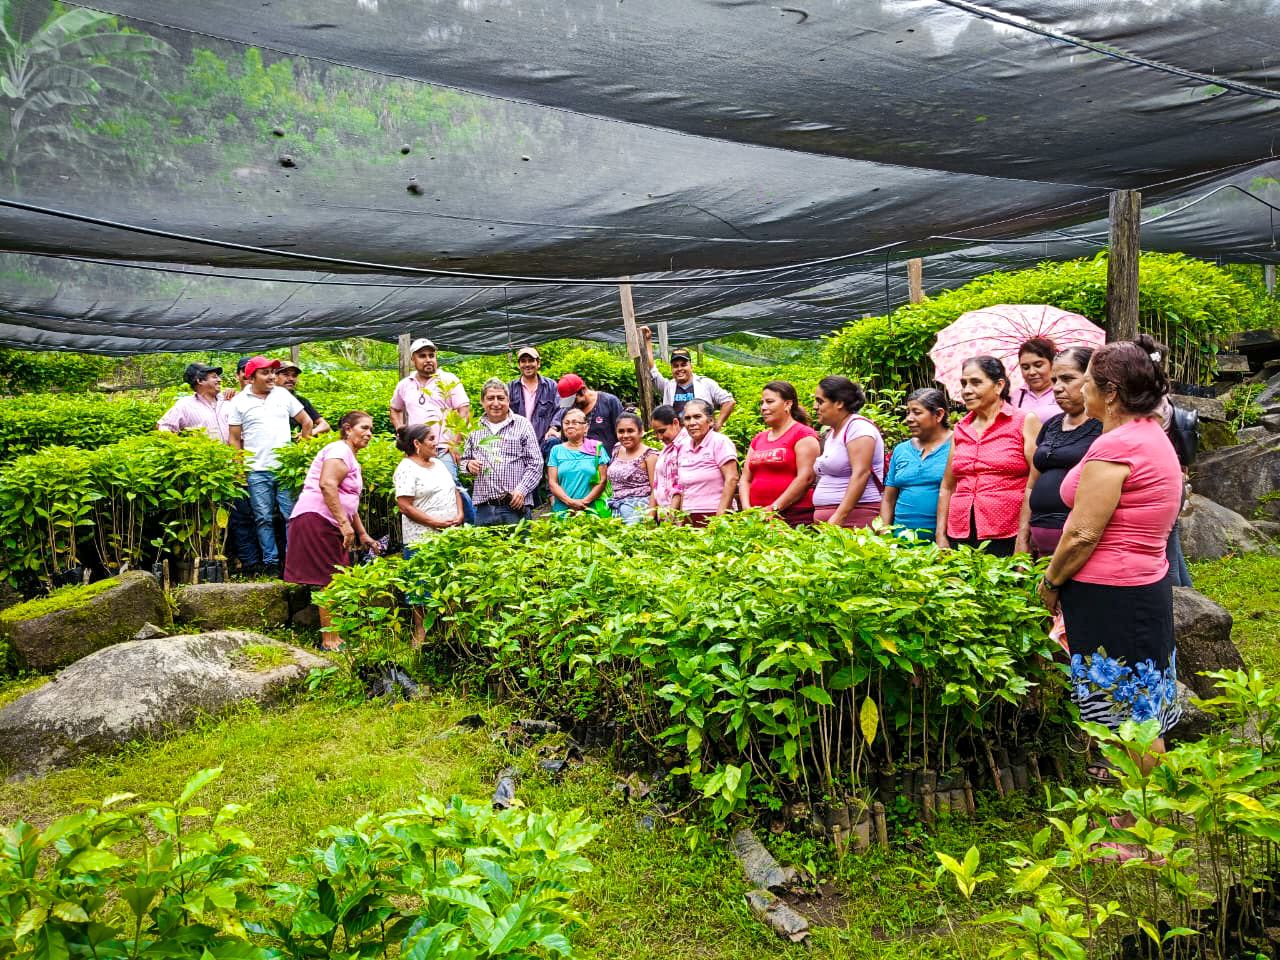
[1014,385,1062,425]
[653,430,687,507]
[290,441,363,526]
[676,430,737,513]
[1060,417,1182,586]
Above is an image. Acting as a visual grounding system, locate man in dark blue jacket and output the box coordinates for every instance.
[508,346,560,505]
[508,346,560,442]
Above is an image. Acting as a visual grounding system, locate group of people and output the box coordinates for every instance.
[158,333,1197,762]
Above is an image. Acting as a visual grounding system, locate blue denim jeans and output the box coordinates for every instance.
[1167,521,1193,588]
[247,470,297,566]
[228,492,260,568]
[438,450,478,525]
[475,502,533,527]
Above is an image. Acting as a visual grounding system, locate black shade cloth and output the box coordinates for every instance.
[0,0,1279,352]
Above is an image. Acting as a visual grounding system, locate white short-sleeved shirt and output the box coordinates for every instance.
[389,371,470,446]
[225,387,303,472]
[393,458,460,545]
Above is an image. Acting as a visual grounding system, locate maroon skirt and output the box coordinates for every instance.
[284,511,350,587]
[813,503,881,528]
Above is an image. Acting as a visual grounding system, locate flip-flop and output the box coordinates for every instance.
[1087,761,1120,784]
[1092,841,1166,866]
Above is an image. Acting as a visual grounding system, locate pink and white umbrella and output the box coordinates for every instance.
[928,304,1105,401]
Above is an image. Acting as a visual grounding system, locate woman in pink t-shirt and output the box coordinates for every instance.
[673,399,738,527]
[1014,336,1064,424]
[1039,335,1184,786]
[285,411,382,649]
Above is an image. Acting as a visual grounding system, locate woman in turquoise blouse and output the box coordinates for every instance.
[547,408,610,515]
[880,388,952,538]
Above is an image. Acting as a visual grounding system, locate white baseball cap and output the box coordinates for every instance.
[408,337,437,354]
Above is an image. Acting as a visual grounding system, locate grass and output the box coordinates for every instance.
[0,576,118,623]
[0,554,1276,958]
[1190,553,1280,678]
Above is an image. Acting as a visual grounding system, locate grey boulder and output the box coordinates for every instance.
[174,581,291,631]
[0,572,170,671]
[1173,587,1244,699]
[0,631,328,777]
[1192,435,1280,520]
[1177,494,1273,561]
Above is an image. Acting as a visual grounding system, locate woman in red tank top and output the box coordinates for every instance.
[936,356,1041,557]
[739,380,820,526]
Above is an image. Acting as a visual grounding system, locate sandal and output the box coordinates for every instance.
[1092,841,1166,866]
[1087,761,1120,784]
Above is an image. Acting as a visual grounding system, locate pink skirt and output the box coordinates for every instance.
[813,503,881,528]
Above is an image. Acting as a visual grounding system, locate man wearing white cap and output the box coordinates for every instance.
[389,337,472,475]
[227,356,314,576]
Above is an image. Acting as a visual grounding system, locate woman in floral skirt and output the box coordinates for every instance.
[1038,335,1185,774]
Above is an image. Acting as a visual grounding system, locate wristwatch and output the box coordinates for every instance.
[1041,574,1065,592]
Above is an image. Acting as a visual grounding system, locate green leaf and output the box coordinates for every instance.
[798,685,834,707]
[859,698,879,744]
[294,909,337,936]
[177,767,223,806]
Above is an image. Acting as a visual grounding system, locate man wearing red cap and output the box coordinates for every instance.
[227,356,314,576]
[549,373,625,452]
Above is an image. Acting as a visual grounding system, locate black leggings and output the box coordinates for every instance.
[954,508,1017,557]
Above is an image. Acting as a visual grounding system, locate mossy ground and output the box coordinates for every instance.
[0,555,1275,958]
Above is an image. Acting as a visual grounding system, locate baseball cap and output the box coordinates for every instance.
[277,360,303,374]
[557,372,585,408]
[670,348,693,363]
[236,356,253,375]
[243,356,281,378]
[183,363,222,388]
[408,337,437,354]
[516,345,540,360]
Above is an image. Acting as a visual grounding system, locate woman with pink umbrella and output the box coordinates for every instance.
[1014,337,1065,423]
[935,356,1040,557]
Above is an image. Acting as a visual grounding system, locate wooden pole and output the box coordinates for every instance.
[289,343,301,365]
[907,258,925,304]
[657,321,671,362]
[1106,190,1141,342]
[619,280,654,424]
[1266,264,1276,297]
[398,332,412,380]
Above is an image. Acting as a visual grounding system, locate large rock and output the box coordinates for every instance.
[1173,587,1244,699]
[1171,393,1227,423]
[0,573,170,671]
[175,581,290,631]
[1191,435,1280,520]
[0,631,328,776]
[1178,494,1272,560]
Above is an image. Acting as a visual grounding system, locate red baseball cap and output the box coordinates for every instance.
[557,373,585,408]
[243,356,281,378]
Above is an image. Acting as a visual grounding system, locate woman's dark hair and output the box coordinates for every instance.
[1054,346,1094,373]
[1088,333,1170,415]
[651,404,678,427]
[395,422,433,455]
[338,410,372,438]
[906,387,949,426]
[762,380,810,426]
[816,375,866,414]
[616,411,645,432]
[1018,337,1057,363]
[961,355,1012,402]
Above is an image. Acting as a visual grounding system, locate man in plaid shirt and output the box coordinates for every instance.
[461,379,544,526]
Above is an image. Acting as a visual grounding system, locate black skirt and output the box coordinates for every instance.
[1060,576,1181,736]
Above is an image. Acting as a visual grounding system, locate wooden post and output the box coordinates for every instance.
[907,258,925,304]
[289,344,301,365]
[398,332,412,380]
[1266,264,1276,297]
[1106,189,1141,341]
[657,321,671,362]
[619,280,654,424]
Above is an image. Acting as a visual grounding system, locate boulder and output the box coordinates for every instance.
[0,573,170,672]
[1165,681,1214,744]
[1237,426,1270,444]
[1178,494,1272,560]
[1173,587,1244,699]
[1254,520,1280,540]
[1191,435,1280,520]
[1262,414,1280,433]
[175,581,290,631]
[0,631,328,776]
[1171,393,1227,423]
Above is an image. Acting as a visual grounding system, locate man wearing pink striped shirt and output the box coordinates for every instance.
[158,363,230,443]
